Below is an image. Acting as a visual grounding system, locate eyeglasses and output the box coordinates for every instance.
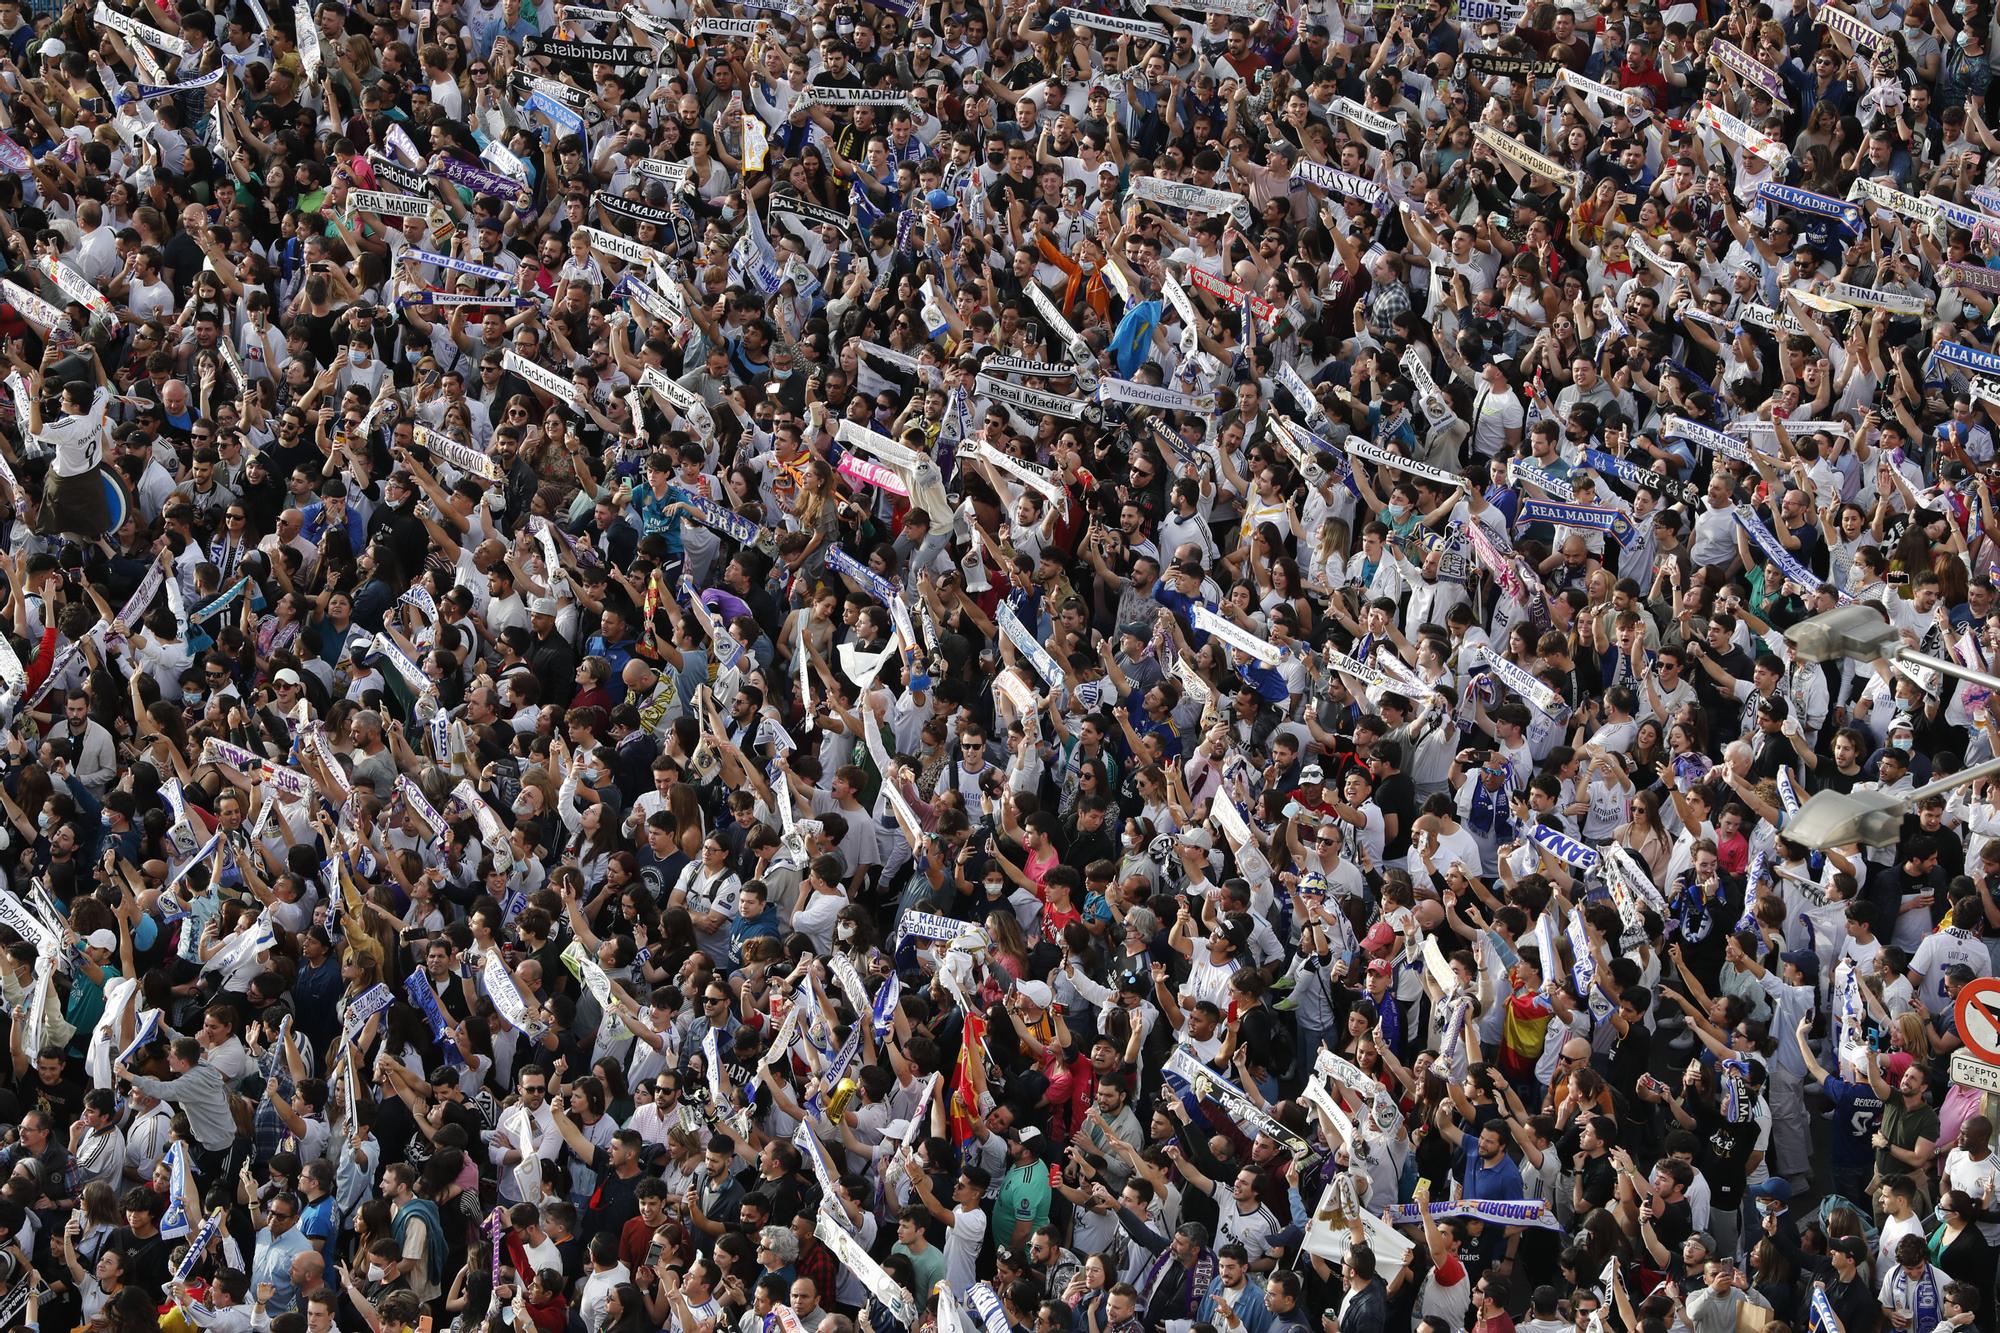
[270,1209,296,1222]
[704,996,729,1006]
[471,66,489,74]
[227,512,246,521]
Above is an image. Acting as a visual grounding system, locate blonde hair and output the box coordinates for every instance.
[1894,1011,1932,1063]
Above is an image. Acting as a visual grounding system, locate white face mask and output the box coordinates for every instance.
[836,922,856,941]
[985,880,1006,896]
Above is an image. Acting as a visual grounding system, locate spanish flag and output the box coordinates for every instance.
[949,1012,987,1144]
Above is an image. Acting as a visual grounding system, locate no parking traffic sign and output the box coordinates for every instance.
[1955,978,2000,1063]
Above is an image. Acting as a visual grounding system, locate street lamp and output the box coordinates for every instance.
[1781,756,2000,849]
[1782,603,2000,692]
[1776,604,2000,848]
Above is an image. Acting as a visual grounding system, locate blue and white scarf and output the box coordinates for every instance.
[1665,414,1754,464]
[671,485,762,545]
[1890,1266,1942,1333]
[1758,183,1864,236]
[1567,909,1613,1021]
[1381,1199,1563,1230]
[1733,504,1847,600]
[1933,340,2000,378]
[1532,823,1600,873]
[827,546,898,604]
[1483,649,1571,721]
[998,602,1063,689]
[405,967,464,1066]
[404,249,510,283]
[1518,499,1640,549]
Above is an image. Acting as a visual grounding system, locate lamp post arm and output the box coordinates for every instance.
[1892,648,2000,696]
[1908,753,2000,804]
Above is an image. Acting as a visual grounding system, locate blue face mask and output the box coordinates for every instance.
[183,689,204,706]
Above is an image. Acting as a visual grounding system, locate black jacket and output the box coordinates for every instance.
[1339,1278,1388,1333]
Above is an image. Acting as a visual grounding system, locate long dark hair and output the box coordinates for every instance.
[603,1283,651,1333]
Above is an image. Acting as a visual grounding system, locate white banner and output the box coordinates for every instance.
[958,441,1065,507]
[584,225,671,270]
[481,948,548,1038]
[1,279,63,332]
[639,367,717,437]
[348,190,430,218]
[1097,377,1214,413]
[1192,603,1285,666]
[1126,175,1254,228]
[1344,435,1466,490]
[1331,97,1400,138]
[297,0,321,79]
[96,2,190,53]
[1473,125,1580,193]
[506,349,584,409]
[1059,7,1168,41]
[817,1206,916,1323]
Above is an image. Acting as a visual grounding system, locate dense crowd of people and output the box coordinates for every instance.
[8,0,2000,1331]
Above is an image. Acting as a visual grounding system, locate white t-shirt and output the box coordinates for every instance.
[945,1205,986,1295]
[1206,1183,1279,1262]
[128,278,175,322]
[40,386,110,477]
[1877,1212,1925,1277]
[1943,1148,2000,1244]
[1469,387,1523,457]
[1406,824,1483,879]
[1909,926,1991,1010]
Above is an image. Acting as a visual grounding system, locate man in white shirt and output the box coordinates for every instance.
[74,200,121,287]
[123,248,175,322]
[790,855,850,954]
[577,1234,631,1332]
[487,1068,560,1206]
[909,1165,990,1297]
[1690,477,1743,572]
